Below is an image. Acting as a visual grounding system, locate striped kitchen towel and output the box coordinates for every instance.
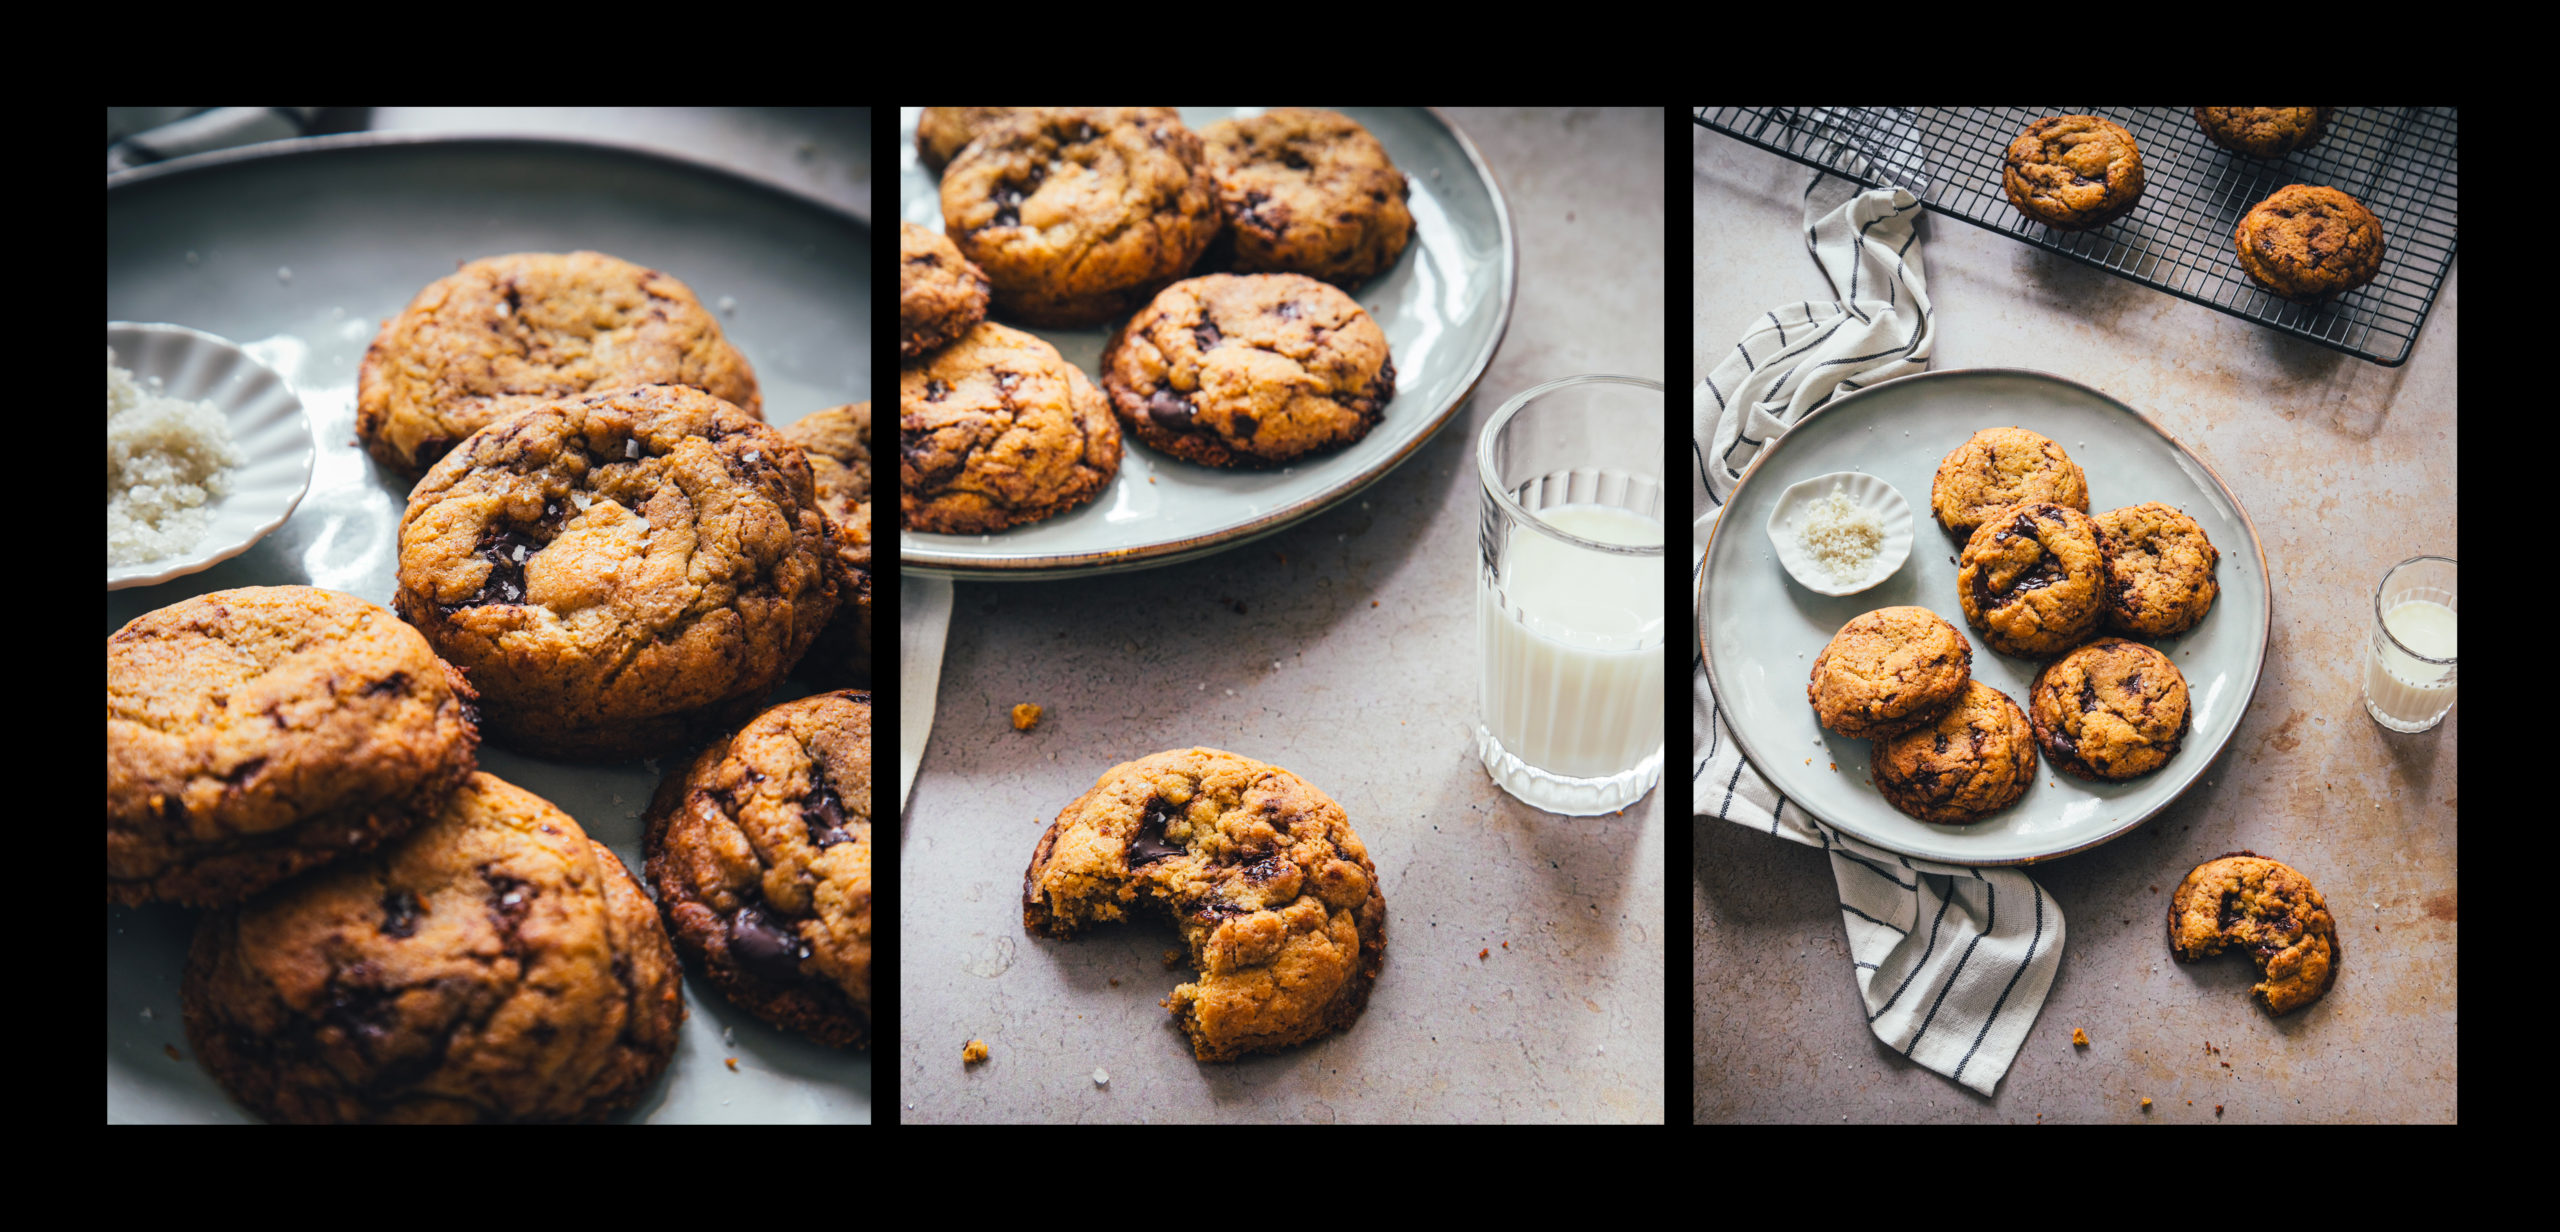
[1693,171,2062,1095]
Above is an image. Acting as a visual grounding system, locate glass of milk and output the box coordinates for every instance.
[2361,554,2457,733]
[1474,375,1664,814]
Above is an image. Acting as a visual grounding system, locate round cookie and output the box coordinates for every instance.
[899,221,989,360]
[1099,273,1395,468]
[2096,501,2219,637]
[1022,747,1385,1062]
[392,384,838,761]
[2169,851,2339,1015]
[2001,115,2146,231]
[941,107,1220,327]
[1957,502,2106,658]
[1870,681,2036,824]
[357,250,761,476]
[1200,108,1414,286]
[181,772,685,1123]
[2234,184,2385,299]
[1806,606,1973,740]
[2193,107,2332,158]
[2027,636,2191,780]
[109,586,479,907]
[915,106,1179,175]
[645,690,873,1048]
[781,404,872,685]
[1930,427,2091,535]
[900,322,1121,532]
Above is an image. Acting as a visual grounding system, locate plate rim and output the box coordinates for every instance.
[1697,366,2273,866]
[897,105,1520,580]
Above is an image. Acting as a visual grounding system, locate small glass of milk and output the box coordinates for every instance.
[1474,375,1664,814]
[2361,554,2457,733]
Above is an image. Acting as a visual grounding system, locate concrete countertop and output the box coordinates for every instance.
[1692,116,2458,1123]
[901,107,1667,1123]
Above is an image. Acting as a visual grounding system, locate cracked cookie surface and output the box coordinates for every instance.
[940,107,1217,327]
[1023,747,1385,1062]
[181,771,684,1123]
[1808,605,1973,739]
[357,251,760,476]
[900,322,1119,533]
[1931,426,2090,535]
[782,404,872,685]
[392,384,837,761]
[2169,851,2338,1014]
[1201,108,1414,286]
[645,690,873,1048]
[899,222,988,360]
[1958,501,2105,658]
[2194,107,2332,158]
[2001,115,2145,231]
[1871,681,2036,823]
[2235,184,2384,299]
[2027,636,2190,780]
[2096,501,2219,637]
[109,585,480,907]
[1100,273,1394,468]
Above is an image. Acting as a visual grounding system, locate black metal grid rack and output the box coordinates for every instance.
[1693,107,2457,366]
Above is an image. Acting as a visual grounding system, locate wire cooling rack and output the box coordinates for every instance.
[1693,107,2457,366]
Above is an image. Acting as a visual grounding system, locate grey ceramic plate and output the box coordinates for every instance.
[106,134,872,1123]
[897,106,1516,579]
[1698,369,2270,865]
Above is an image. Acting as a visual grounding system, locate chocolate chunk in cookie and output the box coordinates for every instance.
[1101,273,1394,468]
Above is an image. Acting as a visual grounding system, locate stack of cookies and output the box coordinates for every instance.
[109,248,879,1122]
[902,106,1409,534]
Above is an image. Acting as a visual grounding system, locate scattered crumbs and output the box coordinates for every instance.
[2215,1105,2225,1116]
[276,266,292,283]
[1806,758,1813,766]
[1109,978,1119,987]
[1829,762,1838,772]
[1479,948,1490,960]
[2140,1097,2153,1110]
[962,1039,989,1064]
[1370,600,1378,607]
[1163,950,1182,967]
[165,1045,184,1062]
[1092,1067,1110,1087]
[1011,702,1043,731]
[2150,885,2159,894]
[1148,475,1157,484]
[2072,1028,2089,1047]
[2221,1061,2231,1069]
[1501,940,1510,949]
[725,1057,739,1072]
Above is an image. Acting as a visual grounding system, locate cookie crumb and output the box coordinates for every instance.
[962,1039,989,1063]
[1109,978,1119,987]
[725,1057,739,1072]
[2215,1104,2225,1116]
[1163,949,1182,967]
[1370,600,1377,607]
[2140,1097,2153,1110]
[164,1045,183,1062]
[1011,703,1042,731]
[1479,948,1490,960]
[1501,940,1510,949]
[2072,1028,2089,1047]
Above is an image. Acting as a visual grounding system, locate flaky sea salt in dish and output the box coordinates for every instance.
[108,349,243,566]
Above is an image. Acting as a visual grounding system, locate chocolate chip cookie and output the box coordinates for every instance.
[645,690,873,1048]
[1870,681,2036,824]
[392,384,838,761]
[900,322,1120,533]
[109,586,479,907]
[2027,637,2191,781]
[2096,501,2219,637]
[182,772,684,1123]
[2193,107,2332,158]
[357,251,761,476]
[1200,108,1414,287]
[1957,502,2106,658]
[2234,184,2385,299]
[1100,273,1395,468]
[2001,115,2146,231]
[915,106,1180,175]
[1807,606,1973,740]
[941,107,1221,327]
[1930,427,2091,536]
[900,222,989,360]
[2169,851,2339,1015]
[1023,747,1385,1062]
[782,404,872,685]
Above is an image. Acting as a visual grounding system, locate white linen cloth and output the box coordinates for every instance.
[899,576,953,811]
[1692,173,2062,1095]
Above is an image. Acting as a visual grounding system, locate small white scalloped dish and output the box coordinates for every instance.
[107,322,313,591]
[1762,470,1913,596]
